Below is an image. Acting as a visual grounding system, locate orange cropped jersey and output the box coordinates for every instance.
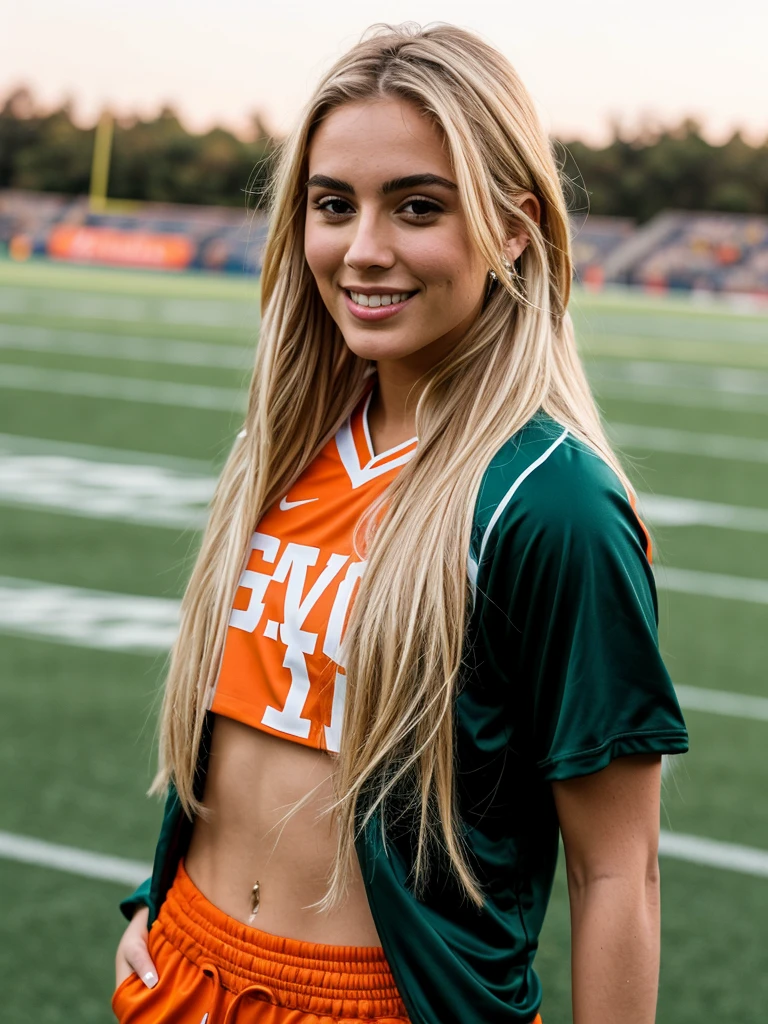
[207,382,417,753]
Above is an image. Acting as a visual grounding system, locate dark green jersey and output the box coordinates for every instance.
[353,409,688,1023]
[121,409,688,1024]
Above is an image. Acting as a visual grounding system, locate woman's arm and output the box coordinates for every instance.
[552,753,663,1024]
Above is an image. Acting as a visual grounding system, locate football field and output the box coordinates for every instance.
[0,256,766,1023]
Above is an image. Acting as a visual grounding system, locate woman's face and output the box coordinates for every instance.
[304,98,490,373]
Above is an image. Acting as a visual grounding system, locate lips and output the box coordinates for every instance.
[346,289,417,308]
[342,289,418,322]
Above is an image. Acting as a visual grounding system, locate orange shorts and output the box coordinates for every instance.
[112,858,544,1024]
[112,858,409,1023]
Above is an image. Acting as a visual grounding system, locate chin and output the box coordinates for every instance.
[341,334,416,362]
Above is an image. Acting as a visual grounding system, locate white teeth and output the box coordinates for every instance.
[348,291,413,308]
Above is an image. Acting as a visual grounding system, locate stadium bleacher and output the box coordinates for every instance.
[570,214,636,288]
[601,210,768,296]
[2,189,767,298]
[1,190,269,274]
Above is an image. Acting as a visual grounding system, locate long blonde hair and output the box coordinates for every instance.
[151,22,635,908]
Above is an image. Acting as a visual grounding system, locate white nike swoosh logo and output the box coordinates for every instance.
[279,496,319,511]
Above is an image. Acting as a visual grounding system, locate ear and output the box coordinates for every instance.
[503,192,541,263]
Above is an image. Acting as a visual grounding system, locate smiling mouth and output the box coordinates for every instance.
[345,289,418,308]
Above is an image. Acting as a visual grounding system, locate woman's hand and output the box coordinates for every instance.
[115,905,158,989]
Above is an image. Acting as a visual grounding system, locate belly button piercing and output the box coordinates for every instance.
[248,881,260,922]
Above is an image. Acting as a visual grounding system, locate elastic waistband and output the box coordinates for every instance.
[156,859,408,1020]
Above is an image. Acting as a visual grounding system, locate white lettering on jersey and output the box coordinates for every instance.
[260,542,348,739]
[228,532,280,633]
[227,531,367,748]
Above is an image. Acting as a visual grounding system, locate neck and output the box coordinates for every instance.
[373,361,423,426]
[366,361,424,455]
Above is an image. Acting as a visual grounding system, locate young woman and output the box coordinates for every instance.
[114,22,688,1024]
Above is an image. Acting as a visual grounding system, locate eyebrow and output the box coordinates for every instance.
[306,173,458,195]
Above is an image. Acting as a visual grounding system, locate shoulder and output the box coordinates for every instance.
[470,410,649,584]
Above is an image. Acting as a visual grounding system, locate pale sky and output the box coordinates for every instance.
[2,0,766,145]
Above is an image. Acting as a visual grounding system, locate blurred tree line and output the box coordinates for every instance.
[0,87,275,209]
[1,86,765,220]
[559,116,767,222]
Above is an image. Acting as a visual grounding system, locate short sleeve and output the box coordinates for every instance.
[484,441,689,781]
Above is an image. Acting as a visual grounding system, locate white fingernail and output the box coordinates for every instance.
[143,971,158,988]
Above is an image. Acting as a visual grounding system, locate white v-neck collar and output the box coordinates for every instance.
[360,390,419,467]
[335,387,418,489]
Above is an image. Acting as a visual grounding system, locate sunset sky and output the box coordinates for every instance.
[3,0,765,145]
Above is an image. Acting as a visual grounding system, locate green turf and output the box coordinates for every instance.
[0,308,258,344]
[598,396,768,439]
[0,386,240,461]
[536,856,768,1024]
[0,254,260,300]
[0,345,251,389]
[654,524,768,578]
[657,590,768,697]
[0,506,200,596]
[0,637,162,854]
[0,861,141,1024]
[1,261,767,1023]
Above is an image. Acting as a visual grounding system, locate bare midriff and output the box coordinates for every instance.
[184,714,382,946]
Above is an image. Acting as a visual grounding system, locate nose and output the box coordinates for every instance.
[343,209,395,272]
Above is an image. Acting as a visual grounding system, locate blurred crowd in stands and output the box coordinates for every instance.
[2,189,767,299]
[0,191,268,274]
[571,210,768,296]
[615,211,768,295]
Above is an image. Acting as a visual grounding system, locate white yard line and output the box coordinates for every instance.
[0,322,253,370]
[611,423,768,464]
[2,576,768,727]
[657,567,768,605]
[637,493,768,533]
[0,453,214,529]
[5,425,768,480]
[0,364,246,412]
[0,432,213,473]
[584,315,768,347]
[2,457,766,534]
[597,381,768,415]
[574,284,768,319]
[675,685,768,722]
[3,359,766,417]
[592,359,768,414]
[0,287,256,329]
[0,577,179,653]
[658,832,768,879]
[1,826,766,886]
[592,360,768,396]
[0,831,151,887]
[2,443,768,534]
